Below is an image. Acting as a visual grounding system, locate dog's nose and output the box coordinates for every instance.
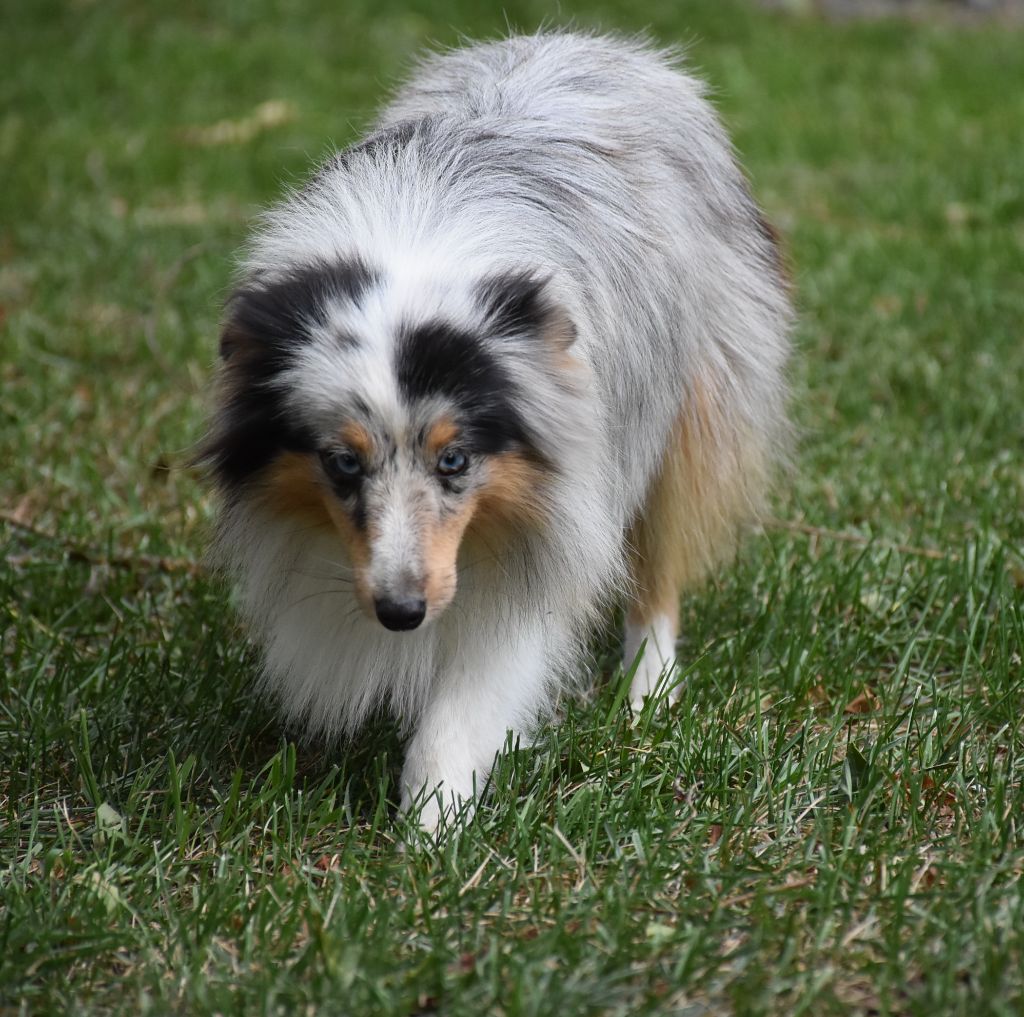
[374,596,427,631]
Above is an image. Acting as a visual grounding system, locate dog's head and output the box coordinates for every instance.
[204,258,578,631]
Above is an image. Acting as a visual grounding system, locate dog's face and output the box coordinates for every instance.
[268,402,543,632]
[206,259,575,631]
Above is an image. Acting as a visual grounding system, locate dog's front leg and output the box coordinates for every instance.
[399,619,547,833]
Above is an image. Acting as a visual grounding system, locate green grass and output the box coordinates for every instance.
[2,1,1023,1014]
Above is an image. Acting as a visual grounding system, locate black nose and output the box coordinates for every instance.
[374,596,427,631]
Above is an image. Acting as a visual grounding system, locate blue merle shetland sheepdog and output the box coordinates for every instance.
[202,32,792,831]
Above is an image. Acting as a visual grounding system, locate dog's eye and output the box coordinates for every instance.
[321,449,363,483]
[437,448,469,478]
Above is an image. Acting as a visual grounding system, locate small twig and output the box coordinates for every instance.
[765,518,956,562]
[1,510,205,577]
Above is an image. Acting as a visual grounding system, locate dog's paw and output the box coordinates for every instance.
[628,658,681,713]
[624,614,681,711]
[398,784,476,841]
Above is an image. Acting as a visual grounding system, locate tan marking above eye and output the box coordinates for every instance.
[424,416,460,459]
[338,421,374,459]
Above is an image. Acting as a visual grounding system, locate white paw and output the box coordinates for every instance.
[629,656,680,711]
[399,783,476,835]
[624,612,680,710]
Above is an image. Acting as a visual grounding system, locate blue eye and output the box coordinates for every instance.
[437,448,469,478]
[322,449,363,483]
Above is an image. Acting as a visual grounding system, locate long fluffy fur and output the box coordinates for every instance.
[203,31,792,829]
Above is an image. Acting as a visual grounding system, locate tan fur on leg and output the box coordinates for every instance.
[626,375,772,704]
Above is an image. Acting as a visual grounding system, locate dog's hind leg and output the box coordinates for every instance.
[625,377,768,708]
[623,425,688,707]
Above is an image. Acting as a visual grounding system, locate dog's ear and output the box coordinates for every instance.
[218,259,378,363]
[216,282,282,367]
[476,271,577,352]
[200,278,321,485]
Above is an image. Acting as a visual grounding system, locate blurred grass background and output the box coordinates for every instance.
[2,1,1023,1014]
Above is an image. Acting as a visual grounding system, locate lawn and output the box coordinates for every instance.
[2,1,1023,1014]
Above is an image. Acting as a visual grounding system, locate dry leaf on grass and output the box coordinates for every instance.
[845,688,880,714]
[181,100,297,146]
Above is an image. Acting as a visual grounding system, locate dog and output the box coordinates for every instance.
[201,31,792,830]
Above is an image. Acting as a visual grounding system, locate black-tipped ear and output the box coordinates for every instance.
[202,280,322,488]
[218,259,379,362]
[476,271,577,351]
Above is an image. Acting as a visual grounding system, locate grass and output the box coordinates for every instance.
[2,0,1023,1013]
